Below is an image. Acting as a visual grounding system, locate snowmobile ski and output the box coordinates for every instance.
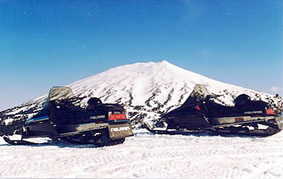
[3,136,38,145]
[142,122,207,135]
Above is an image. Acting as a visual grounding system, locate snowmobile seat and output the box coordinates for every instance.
[87,97,102,108]
[241,100,268,112]
[47,99,85,125]
[88,97,102,105]
[86,97,103,112]
[234,94,268,111]
[234,94,251,109]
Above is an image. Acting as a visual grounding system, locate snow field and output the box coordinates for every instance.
[1,130,283,178]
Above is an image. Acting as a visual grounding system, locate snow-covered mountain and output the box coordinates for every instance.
[0,61,281,132]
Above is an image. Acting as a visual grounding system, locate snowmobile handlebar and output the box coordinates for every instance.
[65,96,87,104]
[210,94,224,98]
[204,94,224,101]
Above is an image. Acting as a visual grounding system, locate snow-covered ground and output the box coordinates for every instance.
[1,130,283,178]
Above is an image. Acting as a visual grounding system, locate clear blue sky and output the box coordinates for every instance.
[0,0,282,111]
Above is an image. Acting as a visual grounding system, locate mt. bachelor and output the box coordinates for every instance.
[0,61,281,132]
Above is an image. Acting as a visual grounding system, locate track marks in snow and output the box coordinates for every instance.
[1,131,283,178]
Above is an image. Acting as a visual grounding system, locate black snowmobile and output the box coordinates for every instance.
[3,86,133,146]
[144,84,283,136]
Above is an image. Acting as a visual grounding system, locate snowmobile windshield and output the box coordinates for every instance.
[46,86,74,102]
[183,84,211,105]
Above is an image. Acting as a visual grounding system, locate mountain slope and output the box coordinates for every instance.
[67,60,279,123]
[0,61,281,133]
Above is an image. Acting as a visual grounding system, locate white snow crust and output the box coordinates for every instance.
[1,130,283,178]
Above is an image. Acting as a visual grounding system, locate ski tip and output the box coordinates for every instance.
[3,136,12,144]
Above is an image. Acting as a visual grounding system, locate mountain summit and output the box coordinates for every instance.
[0,61,279,129]
[69,60,265,105]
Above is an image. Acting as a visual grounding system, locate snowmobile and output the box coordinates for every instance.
[144,84,283,136]
[3,86,133,146]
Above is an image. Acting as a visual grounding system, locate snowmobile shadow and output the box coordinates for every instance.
[136,130,215,137]
[43,141,100,148]
[0,143,82,149]
[0,143,12,147]
[140,130,268,139]
[0,139,116,149]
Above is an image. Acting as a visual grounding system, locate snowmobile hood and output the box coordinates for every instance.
[162,104,200,118]
[162,84,211,118]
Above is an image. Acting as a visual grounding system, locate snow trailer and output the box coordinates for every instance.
[3,86,133,146]
[144,84,283,136]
